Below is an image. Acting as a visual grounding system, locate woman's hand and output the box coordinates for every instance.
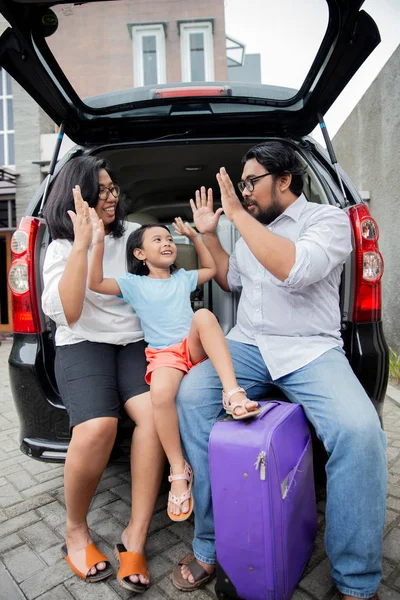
[68,185,93,250]
[89,207,105,245]
[216,167,245,223]
[189,186,224,235]
[172,216,198,240]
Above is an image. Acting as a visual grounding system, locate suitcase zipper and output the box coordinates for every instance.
[255,450,266,480]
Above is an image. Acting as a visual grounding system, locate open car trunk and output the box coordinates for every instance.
[37,137,343,400]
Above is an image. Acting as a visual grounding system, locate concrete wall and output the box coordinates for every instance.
[228,53,261,84]
[334,45,400,353]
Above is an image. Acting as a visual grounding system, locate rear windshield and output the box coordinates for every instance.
[41,0,329,109]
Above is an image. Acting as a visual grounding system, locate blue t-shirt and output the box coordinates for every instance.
[117,268,198,349]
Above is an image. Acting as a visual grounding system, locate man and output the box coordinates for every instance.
[171,141,386,599]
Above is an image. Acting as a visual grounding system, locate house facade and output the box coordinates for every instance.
[0,2,260,334]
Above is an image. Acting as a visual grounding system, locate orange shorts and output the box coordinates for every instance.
[144,336,206,385]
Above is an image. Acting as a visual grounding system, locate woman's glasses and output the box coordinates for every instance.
[98,185,120,201]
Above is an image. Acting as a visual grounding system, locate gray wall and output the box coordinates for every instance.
[228,53,261,84]
[334,45,400,353]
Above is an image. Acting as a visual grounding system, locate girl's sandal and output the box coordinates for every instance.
[167,461,194,522]
[222,387,261,420]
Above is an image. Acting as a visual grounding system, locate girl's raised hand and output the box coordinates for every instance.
[89,207,105,245]
[68,185,93,250]
[172,217,197,240]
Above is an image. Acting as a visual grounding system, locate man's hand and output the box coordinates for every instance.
[172,217,198,240]
[216,167,245,223]
[89,207,105,245]
[68,185,93,250]
[189,186,224,235]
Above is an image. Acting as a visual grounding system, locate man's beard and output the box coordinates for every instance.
[245,187,284,225]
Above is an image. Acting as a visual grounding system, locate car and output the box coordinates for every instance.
[1,0,388,463]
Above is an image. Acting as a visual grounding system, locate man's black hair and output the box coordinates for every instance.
[43,155,127,241]
[126,224,177,275]
[242,141,304,196]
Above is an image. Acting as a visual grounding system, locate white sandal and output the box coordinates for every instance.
[222,387,261,420]
[167,461,194,522]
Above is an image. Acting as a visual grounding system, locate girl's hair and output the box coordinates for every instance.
[43,154,127,241]
[126,224,177,275]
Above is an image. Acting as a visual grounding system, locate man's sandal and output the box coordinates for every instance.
[61,542,113,582]
[114,543,150,593]
[167,461,194,522]
[222,387,261,420]
[171,553,216,591]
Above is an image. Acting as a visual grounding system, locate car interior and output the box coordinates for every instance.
[91,142,329,331]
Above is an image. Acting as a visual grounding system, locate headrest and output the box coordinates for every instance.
[175,243,199,272]
[126,213,159,225]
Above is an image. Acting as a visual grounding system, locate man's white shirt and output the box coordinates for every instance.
[226,194,352,380]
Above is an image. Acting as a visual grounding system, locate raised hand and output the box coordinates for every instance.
[216,167,245,223]
[172,217,198,240]
[68,185,93,250]
[89,207,105,245]
[189,186,224,235]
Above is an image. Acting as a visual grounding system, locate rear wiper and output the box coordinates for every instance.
[150,130,192,142]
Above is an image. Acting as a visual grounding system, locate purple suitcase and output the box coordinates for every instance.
[209,400,318,600]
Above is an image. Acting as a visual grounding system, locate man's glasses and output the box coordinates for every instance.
[238,173,272,194]
[98,185,120,201]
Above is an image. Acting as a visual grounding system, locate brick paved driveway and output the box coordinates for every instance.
[1,339,400,600]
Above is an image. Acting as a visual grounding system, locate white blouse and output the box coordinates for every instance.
[42,221,144,347]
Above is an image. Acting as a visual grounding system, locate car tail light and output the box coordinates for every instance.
[151,85,231,99]
[348,204,383,322]
[8,217,41,333]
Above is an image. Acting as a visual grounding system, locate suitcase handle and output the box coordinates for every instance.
[258,401,281,420]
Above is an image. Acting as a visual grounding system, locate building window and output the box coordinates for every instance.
[0,68,14,166]
[180,22,215,82]
[131,24,166,87]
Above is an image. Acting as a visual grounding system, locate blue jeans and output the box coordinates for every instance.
[175,341,387,598]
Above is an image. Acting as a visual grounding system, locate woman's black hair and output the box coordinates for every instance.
[126,224,177,275]
[242,141,305,196]
[43,154,127,241]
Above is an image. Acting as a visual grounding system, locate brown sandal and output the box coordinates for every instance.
[61,542,112,582]
[171,553,216,591]
[114,543,150,593]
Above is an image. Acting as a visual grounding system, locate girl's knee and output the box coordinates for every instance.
[192,308,217,327]
[150,387,176,408]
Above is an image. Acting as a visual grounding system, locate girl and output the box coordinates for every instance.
[88,211,260,522]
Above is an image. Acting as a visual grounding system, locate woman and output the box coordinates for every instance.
[42,155,165,593]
